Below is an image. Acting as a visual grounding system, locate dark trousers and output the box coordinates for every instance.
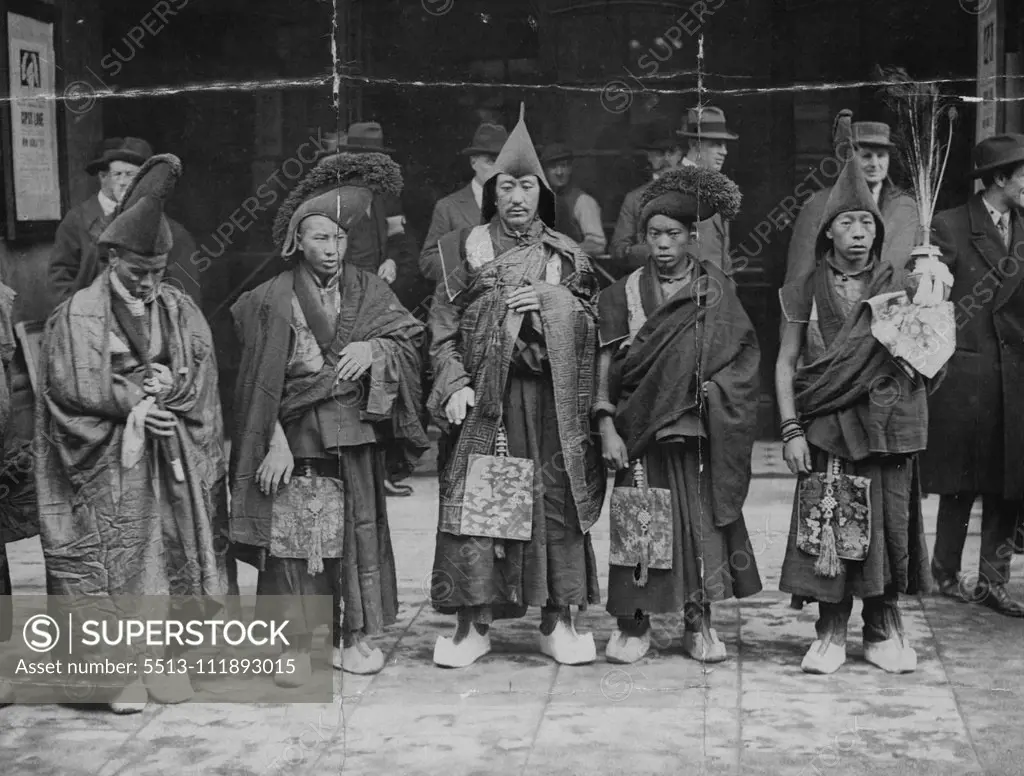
[933,493,1020,586]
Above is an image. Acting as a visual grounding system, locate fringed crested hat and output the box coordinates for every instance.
[815,155,885,258]
[97,153,180,257]
[272,151,403,258]
[638,166,741,228]
[480,104,556,228]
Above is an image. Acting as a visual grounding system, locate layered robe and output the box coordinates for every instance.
[427,219,606,620]
[0,283,16,644]
[230,263,427,636]
[598,258,762,616]
[778,259,932,603]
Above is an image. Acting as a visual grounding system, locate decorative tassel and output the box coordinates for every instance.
[634,539,650,588]
[306,477,325,576]
[494,541,506,560]
[814,520,841,579]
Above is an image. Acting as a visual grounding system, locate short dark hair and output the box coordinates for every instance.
[981,161,1024,189]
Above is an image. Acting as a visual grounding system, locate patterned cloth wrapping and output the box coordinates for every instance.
[797,455,872,577]
[608,460,673,587]
[867,291,955,379]
[270,472,346,576]
[460,424,535,542]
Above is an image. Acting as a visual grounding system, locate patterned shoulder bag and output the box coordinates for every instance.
[796,455,872,578]
[609,460,673,587]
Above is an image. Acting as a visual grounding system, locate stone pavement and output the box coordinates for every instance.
[2,442,1023,776]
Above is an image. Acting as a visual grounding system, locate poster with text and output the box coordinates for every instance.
[7,12,60,222]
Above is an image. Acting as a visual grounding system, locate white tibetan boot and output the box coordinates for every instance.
[801,639,847,674]
[108,680,148,714]
[682,628,728,664]
[538,620,596,666]
[864,637,917,674]
[342,637,386,675]
[433,627,491,669]
[605,629,651,665]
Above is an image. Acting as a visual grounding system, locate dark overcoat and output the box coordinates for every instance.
[919,193,1024,499]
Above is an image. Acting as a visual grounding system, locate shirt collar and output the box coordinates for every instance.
[97,190,118,217]
[301,260,341,292]
[981,194,1008,227]
[471,178,483,209]
[681,157,698,168]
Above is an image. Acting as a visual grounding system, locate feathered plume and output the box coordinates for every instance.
[875,66,958,247]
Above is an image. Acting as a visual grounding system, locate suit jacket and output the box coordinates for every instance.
[784,180,919,284]
[48,194,202,310]
[919,194,1024,499]
[418,183,481,284]
[609,182,731,278]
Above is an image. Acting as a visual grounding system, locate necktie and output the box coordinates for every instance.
[997,215,1010,249]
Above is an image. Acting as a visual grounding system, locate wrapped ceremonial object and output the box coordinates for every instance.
[868,67,959,378]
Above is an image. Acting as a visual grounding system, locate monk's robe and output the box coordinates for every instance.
[230,263,428,639]
[427,219,606,621]
[598,257,763,619]
[34,272,228,692]
[778,258,933,606]
[36,271,228,598]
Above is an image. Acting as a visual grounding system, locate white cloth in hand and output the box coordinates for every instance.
[122,396,156,470]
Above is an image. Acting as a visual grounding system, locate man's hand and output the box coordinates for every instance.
[507,285,541,313]
[599,419,629,471]
[257,440,294,496]
[783,437,813,475]
[336,341,374,382]
[445,386,475,426]
[143,406,177,438]
[378,258,397,284]
[143,364,173,397]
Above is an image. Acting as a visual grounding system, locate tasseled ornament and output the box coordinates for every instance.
[494,541,506,560]
[634,539,651,588]
[814,520,841,579]
[306,486,325,576]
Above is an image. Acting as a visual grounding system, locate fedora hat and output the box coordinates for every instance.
[539,142,574,166]
[85,137,153,175]
[679,106,739,141]
[630,118,681,151]
[971,134,1024,178]
[336,122,393,154]
[461,123,508,156]
[851,121,895,149]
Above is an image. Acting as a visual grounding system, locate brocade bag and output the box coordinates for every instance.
[460,422,534,556]
[796,455,871,578]
[609,460,673,587]
[270,467,346,576]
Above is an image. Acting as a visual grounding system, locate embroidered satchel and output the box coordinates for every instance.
[270,468,346,576]
[460,423,534,552]
[609,460,673,587]
[796,455,871,578]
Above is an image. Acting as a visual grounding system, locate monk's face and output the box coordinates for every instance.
[645,214,692,272]
[299,215,348,281]
[495,173,540,230]
[827,209,877,262]
[110,250,167,299]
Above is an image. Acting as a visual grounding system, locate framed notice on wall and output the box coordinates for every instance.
[0,1,65,242]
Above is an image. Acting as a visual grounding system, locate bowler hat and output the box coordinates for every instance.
[539,143,574,166]
[679,106,738,141]
[851,121,895,149]
[85,137,153,175]
[630,119,681,151]
[335,122,393,154]
[971,134,1024,178]
[461,123,508,156]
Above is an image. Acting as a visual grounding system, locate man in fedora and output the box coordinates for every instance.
[609,118,685,277]
[48,137,201,309]
[785,114,919,284]
[677,106,740,274]
[922,134,1024,618]
[418,123,508,284]
[325,122,418,497]
[539,143,606,257]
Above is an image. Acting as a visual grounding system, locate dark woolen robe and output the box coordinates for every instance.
[230,264,428,635]
[0,283,15,644]
[427,220,606,619]
[599,258,763,616]
[778,261,932,604]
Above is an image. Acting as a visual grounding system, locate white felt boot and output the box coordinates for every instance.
[801,639,847,674]
[605,629,651,664]
[864,637,917,674]
[538,620,596,666]
[682,628,728,664]
[433,627,491,669]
